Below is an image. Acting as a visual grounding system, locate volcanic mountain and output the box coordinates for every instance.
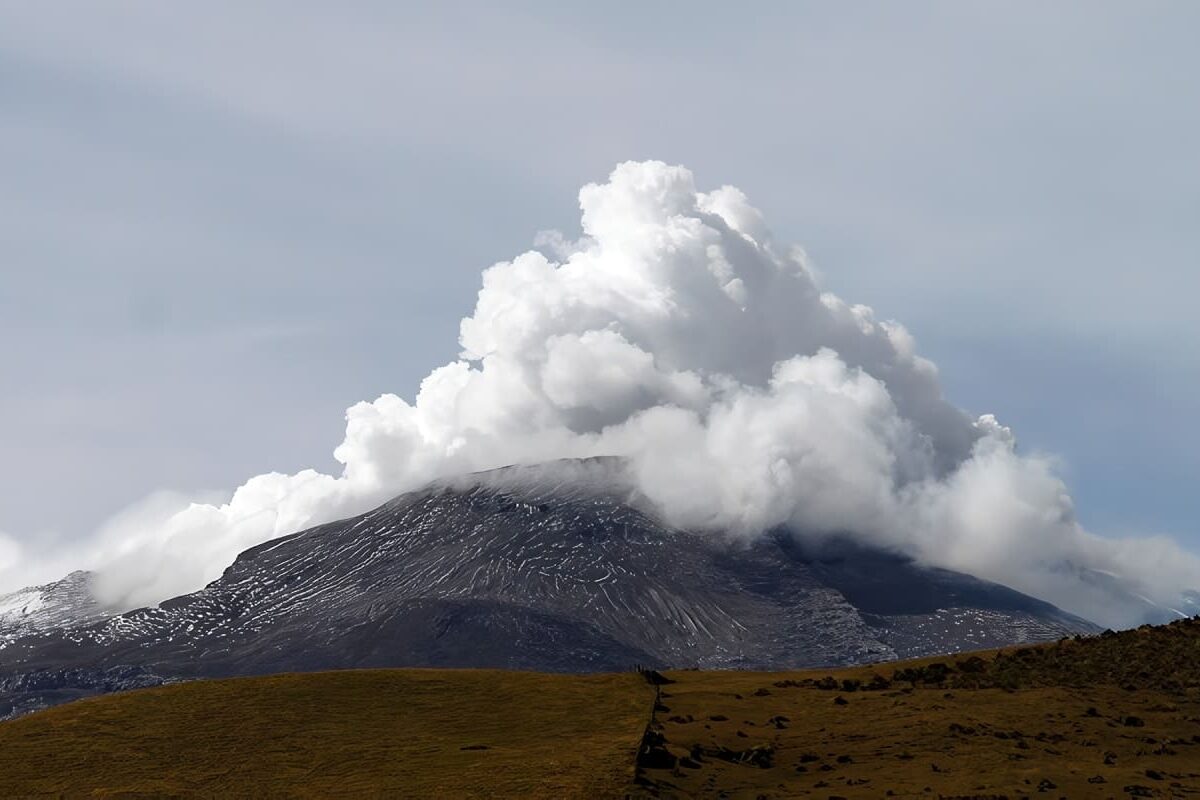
[0,459,1096,718]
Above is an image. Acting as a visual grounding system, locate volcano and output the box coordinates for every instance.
[0,460,1095,719]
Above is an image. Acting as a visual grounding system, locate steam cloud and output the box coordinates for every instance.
[10,161,1198,627]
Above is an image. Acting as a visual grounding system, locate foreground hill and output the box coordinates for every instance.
[635,619,1200,797]
[0,670,653,798]
[0,460,1093,717]
[1,618,1198,798]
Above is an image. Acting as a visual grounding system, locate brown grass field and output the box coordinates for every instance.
[633,621,1200,798]
[0,669,654,798]
[1,619,1199,798]
[635,672,1200,798]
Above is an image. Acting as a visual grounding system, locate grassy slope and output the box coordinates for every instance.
[0,669,654,799]
[1,620,1199,798]
[637,675,1200,798]
[636,620,1200,798]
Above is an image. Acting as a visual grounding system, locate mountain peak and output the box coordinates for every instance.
[0,570,105,645]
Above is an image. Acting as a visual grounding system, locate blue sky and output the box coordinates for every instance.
[2,2,1198,557]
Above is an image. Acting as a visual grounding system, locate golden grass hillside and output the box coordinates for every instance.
[0,669,654,799]
[634,619,1200,798]
[1,618,1199,798]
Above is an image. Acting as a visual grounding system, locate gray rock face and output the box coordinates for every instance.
[0,461,1096,718]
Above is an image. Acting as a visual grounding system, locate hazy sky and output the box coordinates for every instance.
[2,2,1198,560]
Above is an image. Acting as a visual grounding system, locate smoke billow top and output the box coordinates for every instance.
[6,161,1197,627]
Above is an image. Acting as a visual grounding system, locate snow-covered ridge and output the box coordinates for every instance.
[0,571,109,646]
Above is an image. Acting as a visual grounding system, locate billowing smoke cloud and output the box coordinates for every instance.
[8,161,1198,627]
